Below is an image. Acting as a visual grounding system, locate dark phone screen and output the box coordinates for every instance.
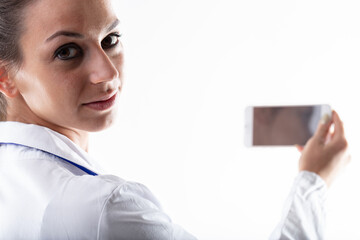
[253,105,321,146]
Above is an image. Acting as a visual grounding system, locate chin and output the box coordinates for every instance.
[82,110,118,132]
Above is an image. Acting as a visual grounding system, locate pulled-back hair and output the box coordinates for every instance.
[0,0,33,121]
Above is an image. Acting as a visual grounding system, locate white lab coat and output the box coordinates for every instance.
[0,122,327,239]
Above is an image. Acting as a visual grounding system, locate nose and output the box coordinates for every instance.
[88,46,121,84]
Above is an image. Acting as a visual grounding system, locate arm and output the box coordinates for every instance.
[270,111,350,240]
[97,181,197,240]
[39,175,196,240]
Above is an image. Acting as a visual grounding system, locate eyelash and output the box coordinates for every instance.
[53,32,122,61]
[102,33,122,49]
[54,43,82,61]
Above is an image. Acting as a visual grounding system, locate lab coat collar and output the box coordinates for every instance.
[0,121,104,175]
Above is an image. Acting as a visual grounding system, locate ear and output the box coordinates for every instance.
[0,66,19,98]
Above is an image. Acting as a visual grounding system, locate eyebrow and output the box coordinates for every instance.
[45,32,84,42]
[45,19,120,43]
[107,19,120,33]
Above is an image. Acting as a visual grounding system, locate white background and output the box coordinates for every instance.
[90,0,360,239]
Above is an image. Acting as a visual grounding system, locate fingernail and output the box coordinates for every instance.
[321,114,330,124]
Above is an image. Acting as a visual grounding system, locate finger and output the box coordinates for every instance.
[314,112,333,143]
[295,144,304,153]
[327,111,348,152]
[332,110,345,140]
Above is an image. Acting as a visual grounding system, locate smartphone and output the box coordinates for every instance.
[244,104,332,147]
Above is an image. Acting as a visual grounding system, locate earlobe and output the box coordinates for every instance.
[0,67,19,98]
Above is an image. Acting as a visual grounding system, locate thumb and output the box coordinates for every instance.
[314,112,333,144]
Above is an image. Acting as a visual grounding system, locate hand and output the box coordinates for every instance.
[297,110,351,187]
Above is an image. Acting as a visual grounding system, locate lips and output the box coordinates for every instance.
[83,92,118,111]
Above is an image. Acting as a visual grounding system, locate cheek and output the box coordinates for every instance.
[13,70,36,95]
[111,53,124,76]
[52,72,85,105]
[18,69,81,111]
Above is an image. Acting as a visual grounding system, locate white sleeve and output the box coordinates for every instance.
[269,171,327,240]
[98,181,197,240]
[39,175,196,240]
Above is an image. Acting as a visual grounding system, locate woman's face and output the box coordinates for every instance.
[11,0,123,133]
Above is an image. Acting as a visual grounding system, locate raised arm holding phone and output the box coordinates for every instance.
[299,111,350,187]
[270,110,350,239]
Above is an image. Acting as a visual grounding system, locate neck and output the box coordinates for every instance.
[6,97,89,152]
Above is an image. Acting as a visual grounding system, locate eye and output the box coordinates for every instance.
[101,33,121,49]
[54,44,82,60]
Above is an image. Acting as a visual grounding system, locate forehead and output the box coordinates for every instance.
[24,0,117,38]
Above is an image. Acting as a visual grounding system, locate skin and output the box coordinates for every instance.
[298,111,351,187]
[253,107,350,186]
[0,0,123,151]
[0,0,350,186]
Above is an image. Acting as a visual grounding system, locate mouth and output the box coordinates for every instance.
[83,91,118,111]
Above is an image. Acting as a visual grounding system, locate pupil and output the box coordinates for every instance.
[106,37,113,45]
[60,49,70,57]
[103,36,116,47]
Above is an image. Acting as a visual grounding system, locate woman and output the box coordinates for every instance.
[0,0,350,239]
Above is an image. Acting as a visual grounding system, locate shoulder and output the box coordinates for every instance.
[39,174,125,239]
[41,174,196,240]
[40,175,166,239]
[98,179,197,240]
